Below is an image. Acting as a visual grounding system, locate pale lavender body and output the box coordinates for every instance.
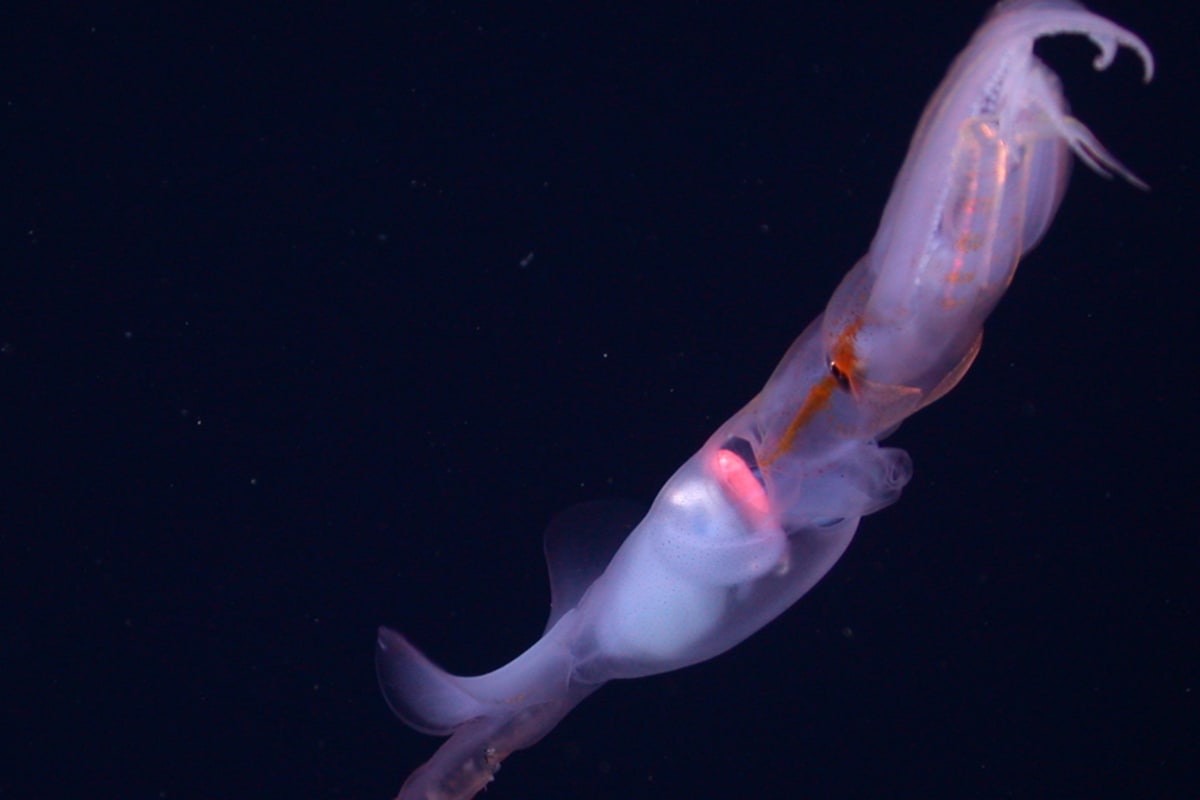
[377,2,1152,798]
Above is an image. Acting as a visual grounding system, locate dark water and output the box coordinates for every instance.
[5,2,1195,798]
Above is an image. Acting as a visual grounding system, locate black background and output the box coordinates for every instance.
[5,1,1196,798]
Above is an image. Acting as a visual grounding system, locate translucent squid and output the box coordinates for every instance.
[376,2,1152,797]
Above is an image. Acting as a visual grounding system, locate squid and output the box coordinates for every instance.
[376,1,1152,797]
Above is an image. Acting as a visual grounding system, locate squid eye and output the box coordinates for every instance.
[828,359,852,391]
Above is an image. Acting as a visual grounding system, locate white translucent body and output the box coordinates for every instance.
[377,2,1151,798]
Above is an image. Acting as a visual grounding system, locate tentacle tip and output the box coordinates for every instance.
[1090,45,1117,73]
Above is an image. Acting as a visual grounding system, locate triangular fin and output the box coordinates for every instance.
[541,499,644,633]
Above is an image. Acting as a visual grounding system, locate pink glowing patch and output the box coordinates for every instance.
[712,449,769,515]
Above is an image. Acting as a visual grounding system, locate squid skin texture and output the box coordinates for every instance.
[377,2,1152,798]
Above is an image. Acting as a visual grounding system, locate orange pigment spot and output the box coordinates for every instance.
[762,318,863,467]
[829,319,864,397]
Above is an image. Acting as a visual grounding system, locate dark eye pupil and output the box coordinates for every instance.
[829,360,851,390]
